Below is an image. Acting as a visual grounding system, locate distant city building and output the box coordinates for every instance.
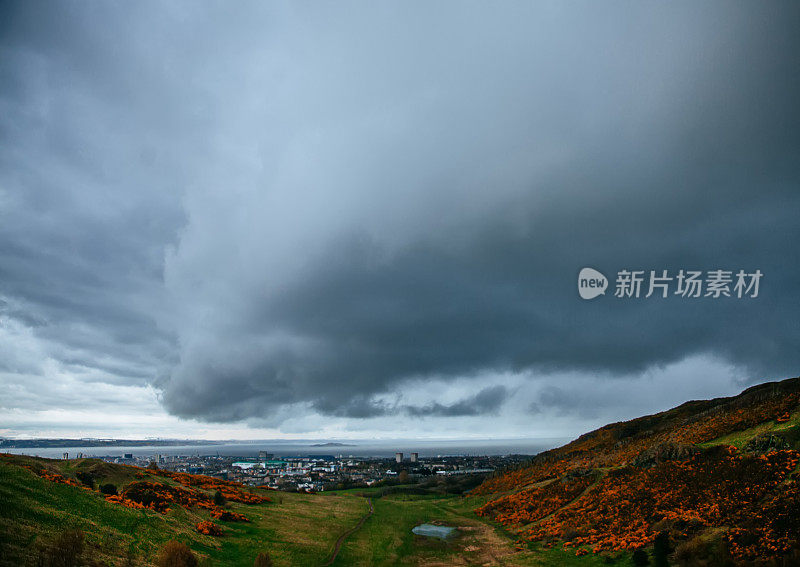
[123,453,133,459]
[62,452,68,460]
[259,451,274,461]
[232,461,265,470]
[88,450,515,493]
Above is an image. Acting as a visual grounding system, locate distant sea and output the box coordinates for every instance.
[2,438,569,460]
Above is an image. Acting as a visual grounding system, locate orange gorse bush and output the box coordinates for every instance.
[23,466,88,490]
[22,460,270,525]
[195,520,224,536]
[149,469,270,505]
[211,509,250,522]
[476,471,597,525]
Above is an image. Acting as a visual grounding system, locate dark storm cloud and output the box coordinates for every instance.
[2,2,799,425]
[0,1,188,392]
[312,386,509,419]
[404,386,509,418]
[307,386,509,419]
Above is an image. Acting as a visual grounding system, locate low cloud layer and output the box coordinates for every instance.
[1,2,799,436]
[405,386,510,418]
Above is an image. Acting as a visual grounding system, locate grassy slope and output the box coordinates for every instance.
[0,459,182,565]
[333,491,629,567]
[471,376,800,563]
[700,408,800,449]
[0,455,364,566]
[0,454,639,566]
[477,376,800,496]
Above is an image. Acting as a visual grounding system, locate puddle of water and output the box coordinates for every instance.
[412,523,457,539]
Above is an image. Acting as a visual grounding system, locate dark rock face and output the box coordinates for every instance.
[632,442,700,468]
[745,433,790,454]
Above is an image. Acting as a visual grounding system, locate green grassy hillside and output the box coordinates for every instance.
[0,454,366,566]
[0,453,640,566]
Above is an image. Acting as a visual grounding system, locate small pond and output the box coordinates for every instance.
[412,524,457,539]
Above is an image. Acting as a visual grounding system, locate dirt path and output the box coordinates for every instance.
[322,497,374,566]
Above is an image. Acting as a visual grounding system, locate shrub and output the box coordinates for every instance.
[75,471,95,489]
[560,527,581,542]
[99,483,117,495]
[652,531,670,567]
[631,549,649,566]
[253,552,273,567]
[195,521,223,536]
[674,536,712,566]
[35,528,85,567]
[211,509,249,522]
[156,541,198,567]
[213,490,226,506]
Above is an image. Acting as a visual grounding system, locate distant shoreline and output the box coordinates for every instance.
[0,439,225,449]
[0,438,566,460]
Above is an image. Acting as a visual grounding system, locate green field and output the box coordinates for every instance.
[332,492,629,567]
[0,454,638,566]
[699,410,800,450]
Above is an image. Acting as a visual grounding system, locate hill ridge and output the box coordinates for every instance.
[474,375,800,564]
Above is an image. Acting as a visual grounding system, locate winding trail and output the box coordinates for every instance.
[322,497,374,566]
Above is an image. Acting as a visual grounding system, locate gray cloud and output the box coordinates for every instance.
[1,2,799,431]
[404,386,509,418]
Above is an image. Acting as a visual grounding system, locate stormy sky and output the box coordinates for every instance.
[1,1,799,440]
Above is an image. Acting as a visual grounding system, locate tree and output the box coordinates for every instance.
[213,490,226,506]
[147,461,159,470]
[156,541,198,567]
[652,531,670,567]
[253,552,273,567]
